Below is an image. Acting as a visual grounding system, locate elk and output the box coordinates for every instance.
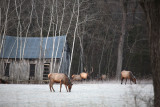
[121,70,136,85]
[0,79,8,84]
[48,73,73,92]
[71,75,82,81]
[80,67,93,80]
[101,74,107,81]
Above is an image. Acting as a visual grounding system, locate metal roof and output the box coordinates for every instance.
[0,35,66,59]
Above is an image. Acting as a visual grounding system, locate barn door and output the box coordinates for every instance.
[29,64,35,80]
[4,63,10,77]
[43,63,50,80]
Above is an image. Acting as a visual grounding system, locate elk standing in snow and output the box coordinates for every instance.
[80,67,93,80]
[0,79,8,84]
[121,70,136,85]
[71,75,82,81]
[101,74,107,81]
[48,73,73,92]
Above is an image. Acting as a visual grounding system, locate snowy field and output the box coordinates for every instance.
[0,81,153,107]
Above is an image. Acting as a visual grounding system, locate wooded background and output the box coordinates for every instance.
[0,0,151,79]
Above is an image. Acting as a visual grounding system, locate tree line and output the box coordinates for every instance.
[0,0,151,78]
[0,0,160,106]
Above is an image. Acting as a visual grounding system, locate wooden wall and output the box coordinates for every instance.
[0,59,61,83]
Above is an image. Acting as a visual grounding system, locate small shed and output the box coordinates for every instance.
[0,35,70,83]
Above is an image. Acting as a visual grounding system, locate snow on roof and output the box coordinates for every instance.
[0,35,66,59]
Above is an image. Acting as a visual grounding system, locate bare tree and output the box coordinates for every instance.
[68,0,80,78]
[39,0,46,60]
[22,0,34,59]
[0,0,10,57]
[139,1,160,106]
[116,0,128,80]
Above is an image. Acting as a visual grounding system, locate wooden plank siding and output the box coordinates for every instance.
[0,58,68,84]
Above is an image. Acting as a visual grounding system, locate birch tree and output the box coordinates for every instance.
[0,0,10,57]
[22,0,34,59]
[39,0,46,60]
[68,0,80,78]
[116,0,128,80]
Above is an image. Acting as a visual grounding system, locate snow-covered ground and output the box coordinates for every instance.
[0,82,153,107]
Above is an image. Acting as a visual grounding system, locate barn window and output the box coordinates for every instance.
[4,63,10,77]
[29,64,35,78]
[43,63,50,80]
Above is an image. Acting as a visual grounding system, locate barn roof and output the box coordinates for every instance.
[0,35,67,59]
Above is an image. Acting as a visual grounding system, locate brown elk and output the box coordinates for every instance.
[121,70,136,85]
[0,79,8,84]
[101,74,107,81]
[48,73,73,92]
[80,67,93,80]
[71,75,82,81]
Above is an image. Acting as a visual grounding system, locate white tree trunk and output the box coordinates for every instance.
[68,0,80,78]
[116,0,127,80]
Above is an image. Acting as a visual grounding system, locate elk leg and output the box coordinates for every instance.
[49,82,52,92]
[65,85,68,92]
[121,77,124,84]
[60,80,62,92]
[52,83,55,92]
[130,79,132,85]
[125,79,127,85]
[49,81,55,92]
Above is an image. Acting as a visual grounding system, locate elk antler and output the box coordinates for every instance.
[84,67,87,72]
[90,67,93,74]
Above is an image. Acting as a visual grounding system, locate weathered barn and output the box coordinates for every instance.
[0,36,70,83]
